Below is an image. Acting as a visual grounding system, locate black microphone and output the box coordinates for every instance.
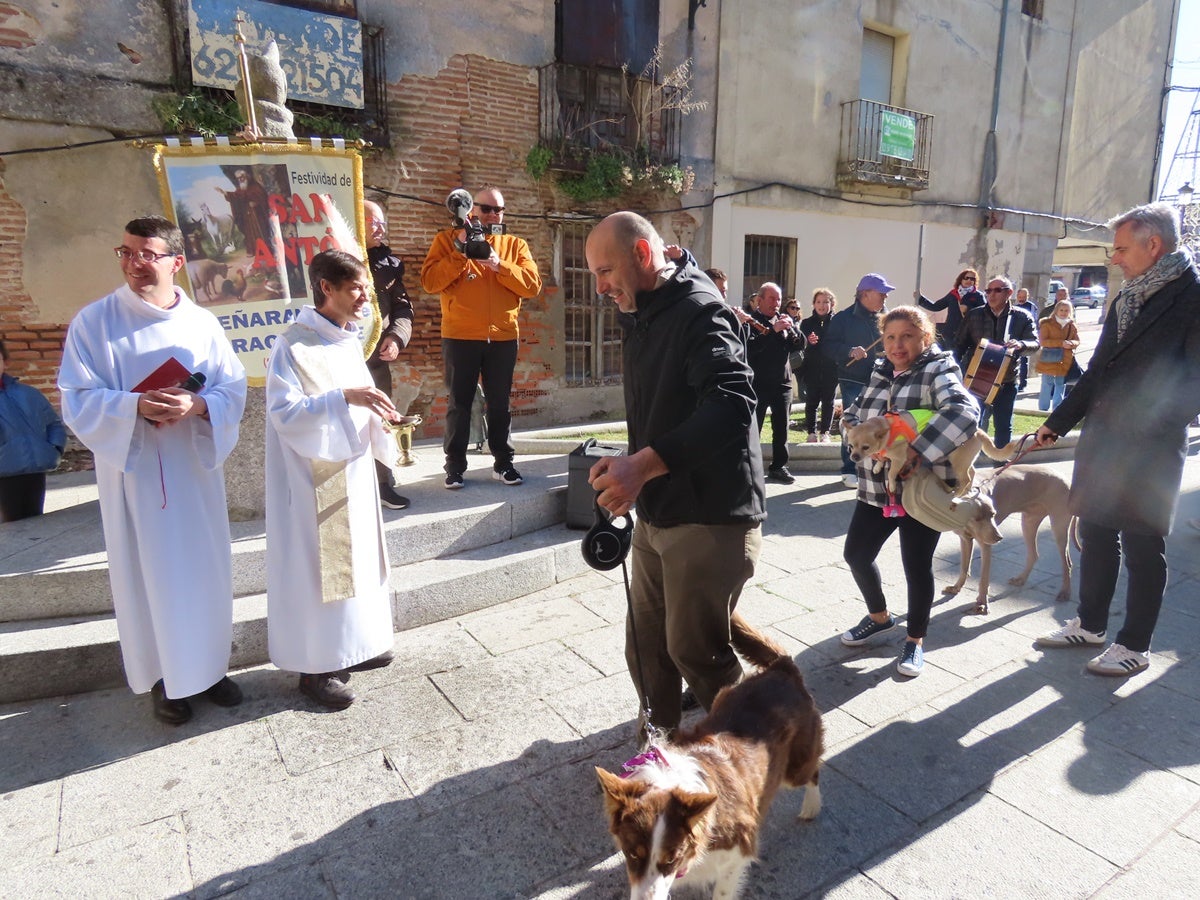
[180,371,206,392]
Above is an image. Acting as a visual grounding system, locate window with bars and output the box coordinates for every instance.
[742,235,797,304]
[558,221,623,386]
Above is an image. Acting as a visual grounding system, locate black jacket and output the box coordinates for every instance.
[624,260,766,527]
[956,302,1038,383]
[1046,265,1200,535]
[746,310,801,391]
[367,243,414,366]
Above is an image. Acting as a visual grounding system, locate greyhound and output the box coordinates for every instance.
[946,465,1079,615]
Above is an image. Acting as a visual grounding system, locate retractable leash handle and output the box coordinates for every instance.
[581,494,633,571]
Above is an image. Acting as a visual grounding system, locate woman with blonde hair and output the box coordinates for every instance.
[838,306,979,677]
[1036,299,1080,410]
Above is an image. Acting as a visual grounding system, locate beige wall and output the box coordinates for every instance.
[704,0,1174,308]
[712,200,1025,318]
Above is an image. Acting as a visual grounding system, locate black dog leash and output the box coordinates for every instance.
[580,496,656,745]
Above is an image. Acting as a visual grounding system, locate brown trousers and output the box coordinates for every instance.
[626,519,762,733]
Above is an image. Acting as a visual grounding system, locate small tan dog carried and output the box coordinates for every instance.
[843,411,1017,498]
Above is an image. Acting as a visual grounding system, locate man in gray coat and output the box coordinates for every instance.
[1034,202,1200,676]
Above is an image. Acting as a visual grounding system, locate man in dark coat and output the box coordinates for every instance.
[363,199,415,510]
[584,211,765,736]
[1035,202,1200,676]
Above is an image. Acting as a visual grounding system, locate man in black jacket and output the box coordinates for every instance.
[1035,203,1200,677]
[956,276,1037,448]
[363,199,415,510]
[746,282,802,483]
[585,211,766,735]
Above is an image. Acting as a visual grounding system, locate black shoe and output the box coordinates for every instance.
[345,649,395,673]
[493,466,523,486]
[299,673,356,710]
[202,675,243,707]
[444,472,465,490]
[379,484,411,510]
[767,466,795,485]
[680,688,700,711]
[151,680,193,725]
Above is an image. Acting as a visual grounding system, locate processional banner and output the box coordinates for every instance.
[153,140,377,384]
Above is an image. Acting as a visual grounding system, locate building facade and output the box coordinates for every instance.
[0,0,1180,431]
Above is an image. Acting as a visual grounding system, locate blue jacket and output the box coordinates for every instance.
[0,374,66,477]
[822,300,885,384]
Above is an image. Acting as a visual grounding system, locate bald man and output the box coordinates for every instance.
[585,211,765,737]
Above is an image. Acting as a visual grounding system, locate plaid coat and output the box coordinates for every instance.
[843,348,981,508]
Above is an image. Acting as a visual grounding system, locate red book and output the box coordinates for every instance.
[132,357,191,393]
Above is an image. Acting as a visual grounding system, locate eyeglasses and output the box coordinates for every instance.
[114,247,177,264]
[985,287,1009,294]
[476,204,505,214]
[961,277,977,283]
[785,305,800,311]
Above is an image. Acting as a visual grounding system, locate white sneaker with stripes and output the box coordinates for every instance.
[1087,643,1150,677]
[1036,617,1106,648]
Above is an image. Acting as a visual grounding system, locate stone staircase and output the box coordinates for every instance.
[0,446,592,705]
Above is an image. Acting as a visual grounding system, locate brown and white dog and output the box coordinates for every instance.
[946,465,1079,614]
[597,614,823,900]
[844,413,1017,498]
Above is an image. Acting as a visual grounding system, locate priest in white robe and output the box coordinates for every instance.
[58,216,247,725]
[265,249,399,710]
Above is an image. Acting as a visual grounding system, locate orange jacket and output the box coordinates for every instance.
[420,228,542,341]
[1036,317,1079,377]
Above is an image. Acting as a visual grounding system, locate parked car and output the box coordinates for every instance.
[1071,286,1102,308]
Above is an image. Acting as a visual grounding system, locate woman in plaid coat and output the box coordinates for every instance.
[837,306,980,677]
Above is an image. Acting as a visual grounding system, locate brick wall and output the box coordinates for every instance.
[365,54,561,439]
[0,158,65,401]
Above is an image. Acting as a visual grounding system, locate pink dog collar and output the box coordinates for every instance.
[620,746,669,777]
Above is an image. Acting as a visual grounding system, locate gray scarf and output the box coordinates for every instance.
[1113,248,1192,340]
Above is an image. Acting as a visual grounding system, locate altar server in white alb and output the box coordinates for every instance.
[265,249,399,710]
[58,215,247,725]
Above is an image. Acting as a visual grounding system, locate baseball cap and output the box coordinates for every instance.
[856,273,896,294]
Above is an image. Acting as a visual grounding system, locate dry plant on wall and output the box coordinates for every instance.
[528,43,705,203]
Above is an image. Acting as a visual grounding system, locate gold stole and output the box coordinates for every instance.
[283,324,356,603]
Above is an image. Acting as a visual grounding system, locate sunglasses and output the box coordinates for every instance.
[985,287,1008,294]
[476,204,505,214]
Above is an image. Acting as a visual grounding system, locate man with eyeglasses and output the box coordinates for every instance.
[58,215,247,725]
[421,186,542,489]
[956,275,1038,448]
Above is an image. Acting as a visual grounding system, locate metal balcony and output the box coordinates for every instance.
[837,99,933,191]
[537,61,681,167]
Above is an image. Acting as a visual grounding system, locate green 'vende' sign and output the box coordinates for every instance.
[879,110,916,161]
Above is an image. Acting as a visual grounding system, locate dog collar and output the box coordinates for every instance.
[620,746,669,777]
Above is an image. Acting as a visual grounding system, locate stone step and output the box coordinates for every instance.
[0,451,573,624]
[0,521,594,705]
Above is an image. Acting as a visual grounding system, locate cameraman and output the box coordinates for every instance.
[421,187,542,489]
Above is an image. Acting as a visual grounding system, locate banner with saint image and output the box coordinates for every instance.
[153,140,378,384]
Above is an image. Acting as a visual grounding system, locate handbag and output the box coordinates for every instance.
[789,348,806,379]
[1039,346,1065,364]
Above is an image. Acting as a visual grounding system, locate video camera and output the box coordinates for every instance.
[445,189,500,261]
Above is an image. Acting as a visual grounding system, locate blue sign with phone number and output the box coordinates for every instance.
[188,0,363,110]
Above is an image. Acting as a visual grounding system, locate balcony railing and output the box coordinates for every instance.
[837,99,933,191]
[538,61,681,167]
